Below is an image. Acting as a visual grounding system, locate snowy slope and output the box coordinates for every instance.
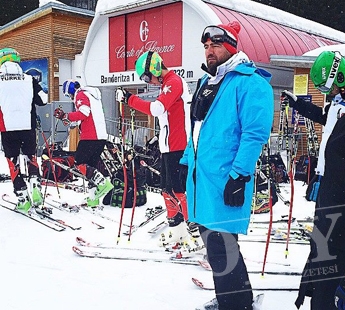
[0,150,313,310]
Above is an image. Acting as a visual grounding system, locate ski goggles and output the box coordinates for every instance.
[139,51,154,83]
[316,51,342,94]
[201,25,237,49]
[316,83,334,94]
[140,72,152,83]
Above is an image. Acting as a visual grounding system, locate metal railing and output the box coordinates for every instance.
[105,118,158,147]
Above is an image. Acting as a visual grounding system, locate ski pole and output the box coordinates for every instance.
[38,116,62,201]
[285,109,299,258]
[127,108,137,241]
[261,142,273,276]
[115,88,128,244]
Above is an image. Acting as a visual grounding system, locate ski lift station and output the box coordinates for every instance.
[1,0,345,148]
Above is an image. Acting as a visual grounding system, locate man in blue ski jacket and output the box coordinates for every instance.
[180,21,274,310]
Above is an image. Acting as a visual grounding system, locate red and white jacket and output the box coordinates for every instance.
[68,86,107,141]
[128,71,192,153]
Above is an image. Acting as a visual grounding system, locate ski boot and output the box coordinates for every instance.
[159,191,190,248]
[196,294,264,310]
[86,186,100,208]
[195,298,218,310]
[253,294,264,310]
[91,171,114,200]
[158,216,189,247]
[29,175,43,206]
[15,188,32,213]
[184,222,205,253]
[86,197,100,208]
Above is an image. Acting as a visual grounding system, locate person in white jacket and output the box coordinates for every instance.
[0,47,46,212]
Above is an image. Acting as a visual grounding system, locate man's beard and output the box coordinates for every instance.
[206,61,218,76]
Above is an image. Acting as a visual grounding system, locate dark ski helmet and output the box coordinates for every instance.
[135,51,163,83]
[62,80,80,98]
[0,48,20,66]
[310,51,345,94]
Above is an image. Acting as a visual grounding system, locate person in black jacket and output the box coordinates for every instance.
[0,48,46,212]
[283,51,345,309]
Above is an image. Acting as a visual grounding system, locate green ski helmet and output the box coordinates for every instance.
[310,50,345,94]
[135,51,163,83]
[0,48,20,66]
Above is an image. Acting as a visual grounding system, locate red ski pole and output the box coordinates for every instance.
[116,88,128,244]
[261,143,272,276]
[127,109,137,241]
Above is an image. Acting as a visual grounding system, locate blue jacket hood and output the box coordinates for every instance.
[234,62,272,83]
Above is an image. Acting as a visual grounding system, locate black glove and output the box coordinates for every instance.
[335,281,345,309]
[281,90,298,108]
[53,107,70,126]
[224,175,251,207]
[54,107,66,120]
[116,87,132,105]
[179,165,188,192]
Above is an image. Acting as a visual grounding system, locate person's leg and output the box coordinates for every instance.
[158,151,191,246]
[75,140,113,206]
[2,131,31,211]
[22,129,42,205]
[199,225,253,310]
[296,200,345,310]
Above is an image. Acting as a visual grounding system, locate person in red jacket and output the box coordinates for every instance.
[116,51,196,248]
[54,80,113,207]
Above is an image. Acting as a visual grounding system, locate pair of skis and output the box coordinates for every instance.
[73,235,206,265]
[72,236,303,279]
[192,276,299,291]
[0,194,79,231]
[41,178,86,193]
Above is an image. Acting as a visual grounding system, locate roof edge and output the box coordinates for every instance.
[204,0,345,42]
[99,0,173,16]
[270,55,317,68]
[0,2,94,36]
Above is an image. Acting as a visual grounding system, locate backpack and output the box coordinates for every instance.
[294,155,318,184]
[103,178,147,208]
[41,148,75,183]
[268,153,289,184]
[135,137,161,188]
[102,157,147,208]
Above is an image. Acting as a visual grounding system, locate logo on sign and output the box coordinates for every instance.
[140,20,149,42]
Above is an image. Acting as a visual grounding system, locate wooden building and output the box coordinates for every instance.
[0,2,94,103]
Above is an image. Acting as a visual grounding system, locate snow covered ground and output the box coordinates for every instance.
[0,151,315,310]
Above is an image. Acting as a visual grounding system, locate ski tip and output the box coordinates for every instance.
[76,236,87,245]
[72,246,82,255]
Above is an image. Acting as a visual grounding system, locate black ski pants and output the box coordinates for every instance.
[199,225,253,310]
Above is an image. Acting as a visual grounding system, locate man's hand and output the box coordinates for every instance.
[224,175,251,206]
[53,107,70,126]
[281,90,298,108]
[335,282,345,309]
[116,87,132,105]
[54,107,66,120]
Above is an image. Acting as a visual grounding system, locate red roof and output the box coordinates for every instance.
[208,3,341,64]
